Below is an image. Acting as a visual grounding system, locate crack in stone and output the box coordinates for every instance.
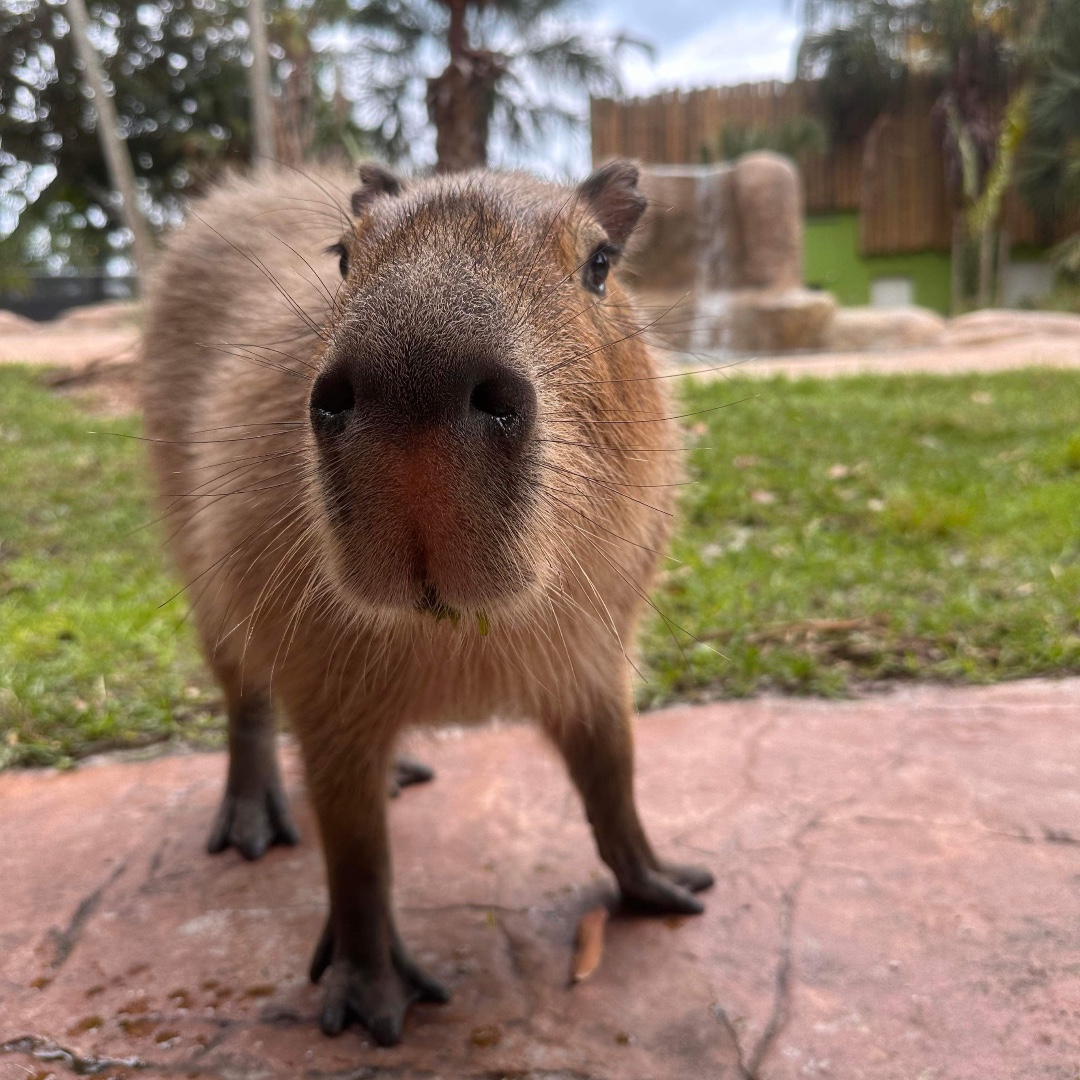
[709,802,837,1080]
[836,812,1080,849]
[668,712,782,858]
[399,902,529,916]
[47,859,129,971]
[1,1035,146,1076]
[711,1004,752,1080]
[708,875,802,1080]
[1041,826,1080,846]
[744,876,800,1078]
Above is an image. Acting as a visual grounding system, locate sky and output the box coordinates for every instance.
[498,0,802,176]
[598,0,801,94]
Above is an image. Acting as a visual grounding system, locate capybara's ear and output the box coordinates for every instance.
[351,163,404,215]
[578,160,646,247]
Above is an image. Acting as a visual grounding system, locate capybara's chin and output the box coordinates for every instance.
[321,523,545,622]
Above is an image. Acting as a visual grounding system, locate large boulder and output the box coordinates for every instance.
[630,156,832,353]
[730,151,803,291]
[825,306,946,352]
[723,288,835,353]
[0,310,39,334]
[52,300,141,331]
[942,309,1080,346]
[634,165,733,291]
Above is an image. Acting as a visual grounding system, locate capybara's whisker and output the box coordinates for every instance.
[547,393,757,425]
[537,462,673,516]
[537,437,698,454]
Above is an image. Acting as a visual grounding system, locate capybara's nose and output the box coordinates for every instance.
[310,352,536,444]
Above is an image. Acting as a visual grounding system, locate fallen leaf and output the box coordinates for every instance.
[572,904,609,984]
[470,1024,502,1048]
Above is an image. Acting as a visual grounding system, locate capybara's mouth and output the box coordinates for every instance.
[415,581,459,621]
[410,567,534,625]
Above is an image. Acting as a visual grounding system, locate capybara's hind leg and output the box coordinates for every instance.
[207,675,299,860]
[546,693,714,915]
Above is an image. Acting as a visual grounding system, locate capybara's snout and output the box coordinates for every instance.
[309,316,545,618]
[310,341,536,449]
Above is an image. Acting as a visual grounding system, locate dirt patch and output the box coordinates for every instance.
[45,349,142,416]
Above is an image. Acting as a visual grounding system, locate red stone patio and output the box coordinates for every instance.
[3,679,1080,1079]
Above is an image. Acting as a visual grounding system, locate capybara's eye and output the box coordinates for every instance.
[584,248,610,296]
[327,242,349,279]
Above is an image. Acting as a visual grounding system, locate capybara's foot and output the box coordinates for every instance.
[620,861,714,915]
[309,921,449,1045]
[206,783,299,861]
[388,754,435,797]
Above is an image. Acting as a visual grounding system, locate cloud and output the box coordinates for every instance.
[486,5,803,175]
[619,12,800,94]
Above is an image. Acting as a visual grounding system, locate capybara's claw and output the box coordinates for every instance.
[311,921,449,1044]
[206,786,299,861]
[660,860,715,894]
[620,863,713,915]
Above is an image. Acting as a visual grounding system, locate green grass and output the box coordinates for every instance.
[0,367,218,768]
[640,368,1080,705]
[2,364,1079,768]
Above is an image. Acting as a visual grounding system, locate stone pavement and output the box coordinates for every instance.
[3,679,1080,1080]
[3,307,1080,383]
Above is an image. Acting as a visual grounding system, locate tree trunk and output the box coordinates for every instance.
[977,226,994,309]
[427,0,504,173]
[65,0,154,278]
[247,0,276,164]
[995,228,1009,308]
[950,215,965,315]
[427,54,503,172]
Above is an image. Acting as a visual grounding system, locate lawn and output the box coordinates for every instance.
[1,363,1079,768]
[641,367,1080,705]
[0,366,219,768]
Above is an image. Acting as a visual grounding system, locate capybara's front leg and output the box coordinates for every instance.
[547,694,714,914]
[303,736,448,1045]
[207,678,299,860]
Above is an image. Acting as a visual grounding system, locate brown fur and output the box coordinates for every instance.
[141,161,711,1045]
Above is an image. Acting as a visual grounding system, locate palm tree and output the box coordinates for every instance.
[334,0,646,172]
[55,0,155,276]
[1016,0,1080,273]
[796,0,1040,308]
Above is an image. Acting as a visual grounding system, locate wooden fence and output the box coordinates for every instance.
[591,81,1057,256]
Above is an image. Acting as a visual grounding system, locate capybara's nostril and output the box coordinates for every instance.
[469,371,536,437]
[310,367,356,433]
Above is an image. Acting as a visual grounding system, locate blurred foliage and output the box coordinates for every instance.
[701,116,828,164]
[0,0,372,271]
[0,0,643,267]
[796,1,1080,307]
[796,0,1030,202]
[341,0,647,168]
[1015,0,1080,250]
[0,0,254,265]
[797,2,908,145]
